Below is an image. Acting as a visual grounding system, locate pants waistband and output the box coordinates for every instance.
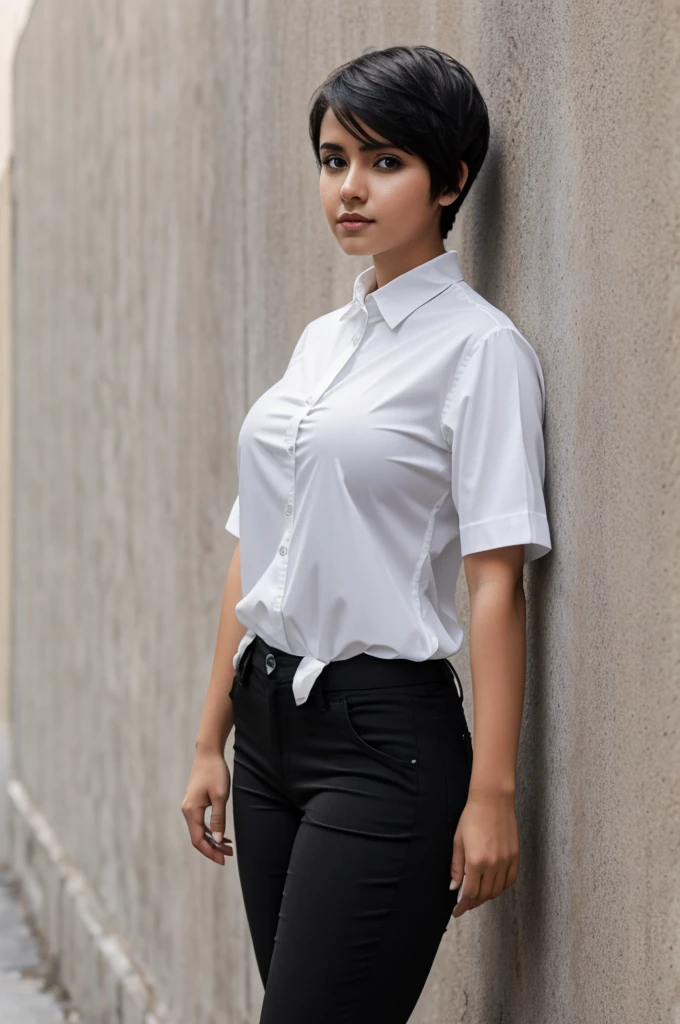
[244,633,464,704]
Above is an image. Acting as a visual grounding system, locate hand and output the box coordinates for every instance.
[181,749,234,865]
[449,787,519,918]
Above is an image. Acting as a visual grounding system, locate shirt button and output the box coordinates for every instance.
[279,545,287,556]
[284,504,292,515]
[306,395,314,405]
[288,445,295,455]
[352,333,360,344]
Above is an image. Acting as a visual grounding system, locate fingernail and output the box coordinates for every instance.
[449,878,458,890]
[213,832,223,844]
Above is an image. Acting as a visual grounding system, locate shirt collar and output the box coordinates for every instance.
[340,249,464,330]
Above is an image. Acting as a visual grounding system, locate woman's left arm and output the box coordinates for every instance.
[449,542,526,919]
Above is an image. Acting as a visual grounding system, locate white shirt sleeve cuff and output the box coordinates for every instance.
[459,510,552,563]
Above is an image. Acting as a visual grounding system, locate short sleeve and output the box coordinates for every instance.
[225,494,239,537]
[441,326,552,564]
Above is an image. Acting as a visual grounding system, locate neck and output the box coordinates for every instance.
[371,240,447,290]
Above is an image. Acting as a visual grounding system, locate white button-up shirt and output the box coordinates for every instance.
[226,250,552,705]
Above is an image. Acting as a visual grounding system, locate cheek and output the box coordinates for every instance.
[319,178,338,213]
[376,175,430,223]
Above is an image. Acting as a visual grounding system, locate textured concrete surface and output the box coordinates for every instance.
[0,0,36,865]
[8,1,679,1023]
[1,165,13,870]
[0,867,69,1023]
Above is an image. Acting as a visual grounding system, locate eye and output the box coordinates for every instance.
[321,156,346,170]
[376,156,402,170]
[320,155,403,171]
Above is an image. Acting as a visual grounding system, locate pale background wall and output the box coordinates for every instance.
[0,0,36,867]
[7,2,679,1023]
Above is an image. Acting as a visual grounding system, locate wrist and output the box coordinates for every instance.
[468,777,516,800]
[195,736,226,757]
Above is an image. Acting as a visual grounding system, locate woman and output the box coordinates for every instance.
[182,44,552,1023]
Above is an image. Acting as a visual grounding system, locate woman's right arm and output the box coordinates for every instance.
[181,541,247,864]
[195,539,247,755]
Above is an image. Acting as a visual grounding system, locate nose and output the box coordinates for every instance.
[340,169,365,202]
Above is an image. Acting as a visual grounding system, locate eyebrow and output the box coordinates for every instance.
[319,140,401,153]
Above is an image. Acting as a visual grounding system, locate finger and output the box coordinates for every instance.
[184,805,228,854]
[452,864,481,918]
[203,832,234,859]
[182,802,233,863]
[490,865,509,900]
[504,856,519,891]
[477,865,497,903]
[467,867,502,909]
[183,802,210,846]
[449,829,466,890]
[208,799,228,845]
[187,815,230,862]
[204,827,234,852]
[496,858,517,896]
[197,834,229,864]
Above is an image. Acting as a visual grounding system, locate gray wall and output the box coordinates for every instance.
[8,1,678,1022]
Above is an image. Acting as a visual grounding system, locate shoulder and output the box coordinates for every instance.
[305,304,350,334]
[436,280,535,356]
[283,308,341,367]
[438,288,547,434]
[292,306,348,352]
[413,279,544,385]
[433,281,543,386]
[437,278,517,333]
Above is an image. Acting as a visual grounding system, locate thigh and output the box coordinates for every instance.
[258,681,469,1024]
[232,759,303,987]
[231,669,304,987]
[257,808,460,1024]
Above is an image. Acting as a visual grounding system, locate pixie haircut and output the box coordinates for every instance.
[308,45,490,239]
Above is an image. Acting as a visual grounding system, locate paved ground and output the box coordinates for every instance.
[0,867,76,1023]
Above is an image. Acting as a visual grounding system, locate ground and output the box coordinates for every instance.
[0,867,76,1023]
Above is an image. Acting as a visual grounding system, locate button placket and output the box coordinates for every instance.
[274,314,367,618]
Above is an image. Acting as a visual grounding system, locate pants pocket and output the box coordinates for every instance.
[340,692,419,769]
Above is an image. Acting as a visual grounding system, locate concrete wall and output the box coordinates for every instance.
[8,1,679,1023]
[0,0,35,872]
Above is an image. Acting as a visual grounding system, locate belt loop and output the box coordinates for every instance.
[238,639,255,687]
[444,659,464,704]
[452,665,464,705]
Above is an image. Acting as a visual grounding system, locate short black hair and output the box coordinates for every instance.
[308,45,490,240]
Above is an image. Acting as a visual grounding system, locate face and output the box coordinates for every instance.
[318,107,464,261]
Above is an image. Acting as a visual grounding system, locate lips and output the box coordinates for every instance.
[338,215,374,231]
[338,215,373,223]
[339,219,373,231]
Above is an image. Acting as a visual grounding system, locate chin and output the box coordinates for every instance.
[335,231,381,253]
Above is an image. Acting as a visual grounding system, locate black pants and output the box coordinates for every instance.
[229,634,473,1024]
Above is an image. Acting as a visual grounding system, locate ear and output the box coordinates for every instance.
[438,160,469,206]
